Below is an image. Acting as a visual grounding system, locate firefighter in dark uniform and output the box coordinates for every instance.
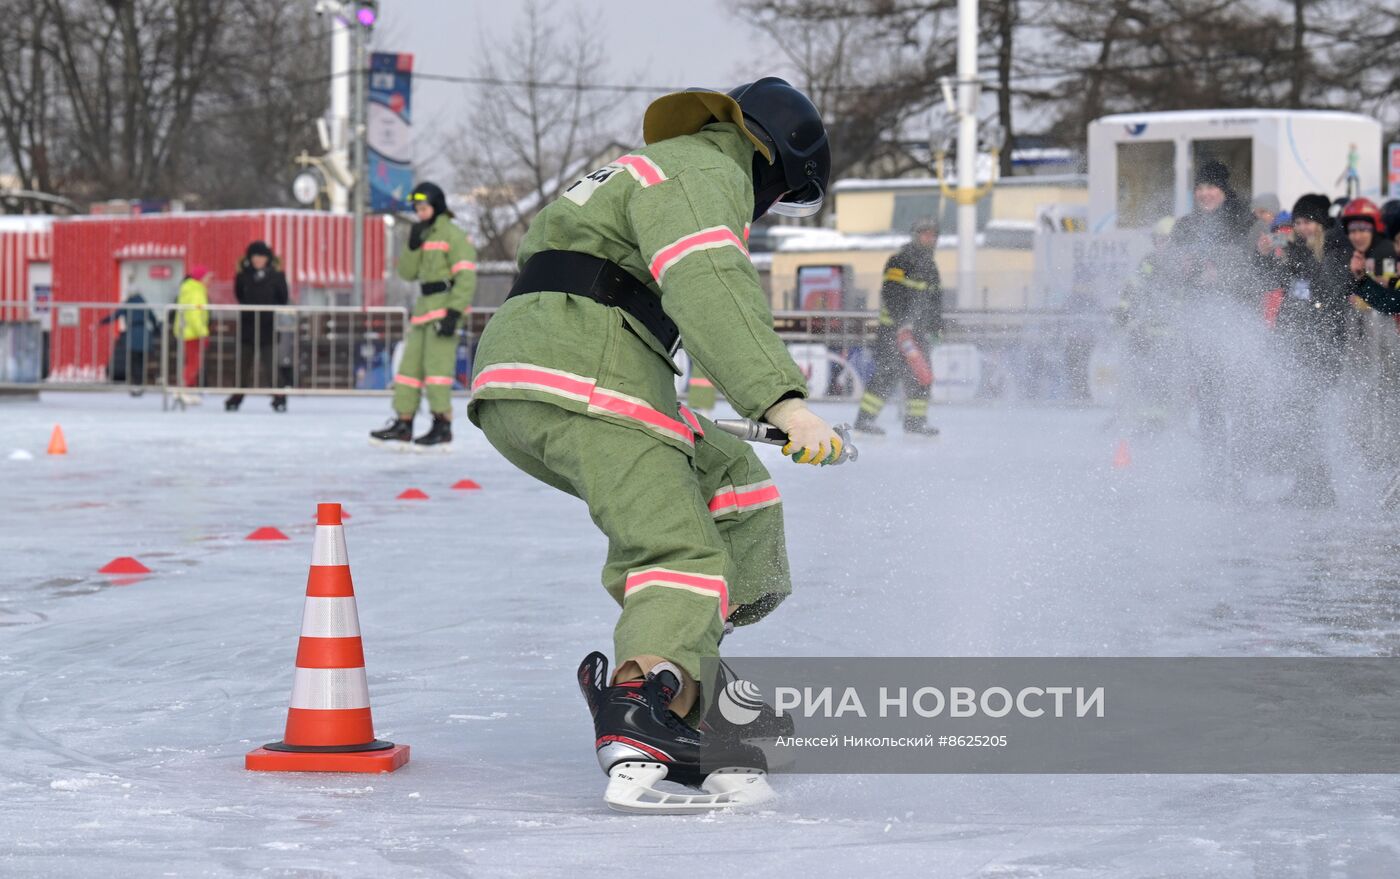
[854,218,943,436]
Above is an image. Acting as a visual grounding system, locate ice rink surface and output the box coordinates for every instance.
[3,392,1400,878]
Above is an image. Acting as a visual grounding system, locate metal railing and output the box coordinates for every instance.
[29,298,1400,410]
[2,302,413,407]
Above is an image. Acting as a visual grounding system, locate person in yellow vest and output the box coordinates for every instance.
[173,265,211,406]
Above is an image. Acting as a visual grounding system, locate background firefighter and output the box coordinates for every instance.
[370,181,477,448]
[854,218,943,436]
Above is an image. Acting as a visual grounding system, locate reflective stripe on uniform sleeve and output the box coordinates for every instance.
[422,241,450,252]
[411,309,448,325]
[616,154,667,187]
[451,260,477,274]
[884,267,929,290]
[649,226,749,283]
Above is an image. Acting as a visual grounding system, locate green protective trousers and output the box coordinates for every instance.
[393,293,458,414]
[473,398,792,684]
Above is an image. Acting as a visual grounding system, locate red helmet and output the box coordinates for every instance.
[1341,197,1385,233]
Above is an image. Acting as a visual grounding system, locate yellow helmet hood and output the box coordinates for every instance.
[642,90,773,164]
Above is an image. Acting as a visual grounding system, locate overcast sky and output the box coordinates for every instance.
[372,0,781,180]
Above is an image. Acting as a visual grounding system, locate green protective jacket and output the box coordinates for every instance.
[397,214,477,316]
[173,277,209,340]
[469,123,808,454]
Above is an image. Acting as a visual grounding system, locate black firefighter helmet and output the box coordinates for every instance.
[643,77,830,221]
[409,181,452,219]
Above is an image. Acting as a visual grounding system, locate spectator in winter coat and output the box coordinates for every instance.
[1164,160,1256,488]
[1168,160,1256,300]
[100,292,160,394]
[1337,199,1397,286]
[1252,192,1281,228]
[1266,193,1354,507]
[1381,200,1400,253]
[1275,194,1353,378]
[225,240,291,412]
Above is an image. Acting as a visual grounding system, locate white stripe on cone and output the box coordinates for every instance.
[311,525,350,566]
[289,667,371,710]
[299,596,362,638]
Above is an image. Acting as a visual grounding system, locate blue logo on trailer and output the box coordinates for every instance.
[367,53,414,213]
[1124,123,1148,137]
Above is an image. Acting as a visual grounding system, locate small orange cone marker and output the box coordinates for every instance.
[246,503,409,773]
[1112,439,1132,470]
[47,425,67,455]
[99,557,150,575]
[246,527,290,541]
[451,479,481,491]
[397,488,429,500]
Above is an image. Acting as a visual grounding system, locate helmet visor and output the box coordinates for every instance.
[768,181,824,218]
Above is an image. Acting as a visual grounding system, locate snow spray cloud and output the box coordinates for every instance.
[703,657,1400,773]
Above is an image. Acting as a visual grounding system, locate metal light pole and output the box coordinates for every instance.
[955,0,979,310]
[327,13,350,213]
[350,19,366,304]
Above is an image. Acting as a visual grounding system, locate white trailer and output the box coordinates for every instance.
[1087,110,1384,233]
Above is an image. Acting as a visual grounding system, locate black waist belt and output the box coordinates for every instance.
[508,250,679,353]
[420,281,450,295]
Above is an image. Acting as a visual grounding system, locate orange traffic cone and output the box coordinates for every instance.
[47,425,67,455]
[246,503,409,773]
[1112,439,1132,470]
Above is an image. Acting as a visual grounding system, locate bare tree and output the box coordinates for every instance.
[0,0,328,210]
[735,1,961,182]
[448,0,628,260]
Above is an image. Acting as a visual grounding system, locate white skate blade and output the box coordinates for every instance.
[407,442,454,454]
[602,762,775,814]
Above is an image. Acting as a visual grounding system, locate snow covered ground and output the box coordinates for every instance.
[3,391,1400,877]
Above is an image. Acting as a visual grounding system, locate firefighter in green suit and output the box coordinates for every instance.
[371,181,478,448]
[468,79,839,722]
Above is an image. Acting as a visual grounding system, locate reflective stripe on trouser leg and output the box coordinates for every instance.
[473,399,729,684]
[392,324,427,413]
[905,366,931,424]
[691,412,791,627]
[859,391,886,417]
[423,329,458,413]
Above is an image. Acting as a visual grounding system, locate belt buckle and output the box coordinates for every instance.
[667,332,682,357]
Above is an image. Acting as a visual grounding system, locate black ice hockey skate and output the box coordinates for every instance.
[700,657,795,745]
[369,417,413,445]
[904,421,940,437]
[577,651,774,814]
[413,414,453,449]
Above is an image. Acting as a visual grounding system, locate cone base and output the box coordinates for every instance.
[245,743,409,773]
